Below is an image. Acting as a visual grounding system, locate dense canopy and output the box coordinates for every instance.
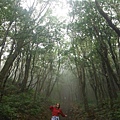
[0,0,120,119]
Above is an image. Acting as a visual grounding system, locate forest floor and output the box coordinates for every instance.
[66,101,120,120]
[16,101,120,120]
[1,90,120,120]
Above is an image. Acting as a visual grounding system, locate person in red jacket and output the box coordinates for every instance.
[49,103,67,120]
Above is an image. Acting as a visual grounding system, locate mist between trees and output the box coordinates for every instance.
[0,0,120,120]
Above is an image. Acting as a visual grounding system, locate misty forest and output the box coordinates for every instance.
[0,0,120,120]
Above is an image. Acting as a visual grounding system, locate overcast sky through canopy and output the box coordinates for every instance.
[21,0,69,21]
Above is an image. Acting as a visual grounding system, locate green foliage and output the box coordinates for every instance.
[114,108,120,119]
[0,103,17,119]
[68,99,120,120]
[0,90,50,120]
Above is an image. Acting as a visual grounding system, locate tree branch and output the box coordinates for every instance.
[95,0,120,37]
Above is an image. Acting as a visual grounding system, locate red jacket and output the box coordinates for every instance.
[49,106,66,117]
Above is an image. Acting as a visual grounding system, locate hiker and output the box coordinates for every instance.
[49,103,67,120]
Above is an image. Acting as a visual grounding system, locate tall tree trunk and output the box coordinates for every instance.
[107,37,120,85]
[88,67,99,106]
[0,21,13,68]
[17,53,24,84]
[79,67,89,112]
[12,56,21,84]
[0,44,22,97]
[101,60,114,108]
[97,42,118,100]
[21,52,32,92]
